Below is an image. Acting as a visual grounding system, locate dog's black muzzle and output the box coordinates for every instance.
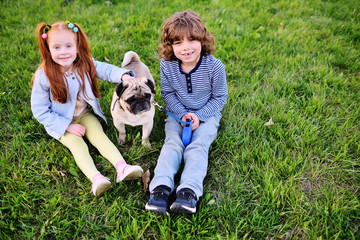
[131,100,151,114]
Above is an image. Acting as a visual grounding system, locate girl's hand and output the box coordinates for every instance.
[121,74,133,81]
[181,113,200,131]
[66,123,86,137]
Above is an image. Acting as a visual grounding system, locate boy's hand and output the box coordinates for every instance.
[66,123,86,137]
[182,113,200,131]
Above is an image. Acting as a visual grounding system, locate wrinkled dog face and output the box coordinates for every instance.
[115,77,156,115]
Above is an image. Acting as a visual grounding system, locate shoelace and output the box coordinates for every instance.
[153,189,170,201]
[177,190,196,201]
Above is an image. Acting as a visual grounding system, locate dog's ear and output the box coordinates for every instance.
[146,79,156,94]
[115,82,128,97]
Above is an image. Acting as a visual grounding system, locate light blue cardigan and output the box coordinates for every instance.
[31,59,134,140]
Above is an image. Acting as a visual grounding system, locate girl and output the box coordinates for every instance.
[145,11,228,215]
[31,21,143,197]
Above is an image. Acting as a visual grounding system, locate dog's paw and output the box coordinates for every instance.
[142,139,152,149]
[118,134,126,145]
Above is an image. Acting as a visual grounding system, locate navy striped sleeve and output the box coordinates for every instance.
[194,59,228,120]
[160,60,189,118]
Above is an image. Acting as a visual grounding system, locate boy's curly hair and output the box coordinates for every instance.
[159,10,215,61]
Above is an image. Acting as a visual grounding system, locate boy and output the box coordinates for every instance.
[145,10,228,215]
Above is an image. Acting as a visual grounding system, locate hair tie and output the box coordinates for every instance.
[42,24,51,39]
[65,20,78,33]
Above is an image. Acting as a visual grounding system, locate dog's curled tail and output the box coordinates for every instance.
[122,51,140,68]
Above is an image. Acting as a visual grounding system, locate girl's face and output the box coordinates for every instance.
[172,36,201,69]
[48,30,77,72]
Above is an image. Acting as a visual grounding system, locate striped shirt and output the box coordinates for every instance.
[160,55,228,120]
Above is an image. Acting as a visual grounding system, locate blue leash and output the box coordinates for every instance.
[152,101,192,146]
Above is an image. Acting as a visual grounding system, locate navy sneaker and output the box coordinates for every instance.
[145,185,171,216]
[170,188,197,214]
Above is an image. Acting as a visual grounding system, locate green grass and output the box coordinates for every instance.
[1,0,359,239]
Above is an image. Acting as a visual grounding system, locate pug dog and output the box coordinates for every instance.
[111,51,155,148]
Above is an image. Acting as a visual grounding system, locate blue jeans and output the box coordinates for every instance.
[149,115,219,199]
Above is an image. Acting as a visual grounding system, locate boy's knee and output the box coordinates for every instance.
[166,137,184,151]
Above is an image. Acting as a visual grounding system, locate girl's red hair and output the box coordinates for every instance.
[31,22,100,103]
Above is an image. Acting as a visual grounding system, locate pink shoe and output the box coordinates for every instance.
[91,173,111,197]
[116,163,143,183]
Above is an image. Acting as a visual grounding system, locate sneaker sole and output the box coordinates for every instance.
[145,203,169,216]
[170,202,196,214]
[95,182,112,197]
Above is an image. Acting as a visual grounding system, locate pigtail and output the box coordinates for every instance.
[32,22,69,103]
[36,24,50,61]
[73,23,101,99]
[31,23,51,86]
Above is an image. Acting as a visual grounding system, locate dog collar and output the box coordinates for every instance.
[111,97,124,112]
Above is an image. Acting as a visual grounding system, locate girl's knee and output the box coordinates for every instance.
[60,134,85,146]
[87,131,110,143]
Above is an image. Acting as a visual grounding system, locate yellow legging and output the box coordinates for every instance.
[59,112,125,180]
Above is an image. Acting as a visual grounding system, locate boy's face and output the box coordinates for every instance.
[172,37,201,68]
[48,29,77,72]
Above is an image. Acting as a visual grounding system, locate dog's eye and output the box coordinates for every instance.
[144,93,151,99]
[126,96,136,104]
